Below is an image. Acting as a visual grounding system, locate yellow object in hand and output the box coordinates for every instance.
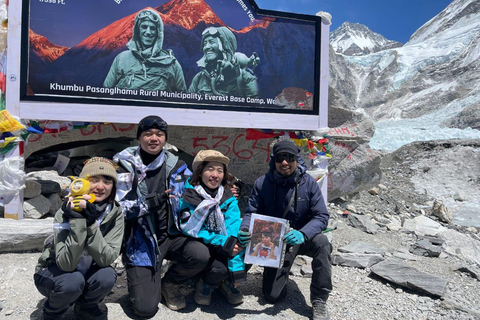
[68,176,96,212]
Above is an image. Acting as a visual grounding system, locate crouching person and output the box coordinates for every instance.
[34,157,124,320]
[180,150,246,306]
[238,139,332,320]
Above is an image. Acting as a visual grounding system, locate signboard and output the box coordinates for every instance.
[7,0,330,130]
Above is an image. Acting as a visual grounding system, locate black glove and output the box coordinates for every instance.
[82,202,98,227]
[62,199,84,220]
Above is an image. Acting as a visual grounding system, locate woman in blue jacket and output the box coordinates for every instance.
[179,149,245,306]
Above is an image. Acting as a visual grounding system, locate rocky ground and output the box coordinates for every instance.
[1,139,480,320]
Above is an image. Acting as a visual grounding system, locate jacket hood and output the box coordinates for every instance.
[128,8,164,58]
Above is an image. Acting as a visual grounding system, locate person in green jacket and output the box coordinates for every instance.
[34,157,124,320]
[188,26,258,98]
[103,8,186,92]
[179,150,246,306]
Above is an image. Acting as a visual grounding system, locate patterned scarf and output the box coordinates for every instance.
[114,147,165,219]
[181,184,227,237]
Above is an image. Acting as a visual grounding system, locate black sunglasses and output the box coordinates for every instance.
[274,153,297,163]
[140,118,165,128]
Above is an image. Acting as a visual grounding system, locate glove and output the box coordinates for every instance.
[283,230,305,245]
[82,202,98,227]
[62,199,84,220]
[237,230,252,247]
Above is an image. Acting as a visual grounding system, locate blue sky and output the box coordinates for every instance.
[255,0,454,43]
[30,0,454,47]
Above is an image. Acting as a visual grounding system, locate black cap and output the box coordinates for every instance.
[273,140,298,156]
[137,115,168,139]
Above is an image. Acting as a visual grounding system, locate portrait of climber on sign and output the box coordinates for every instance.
[188,26,260,98]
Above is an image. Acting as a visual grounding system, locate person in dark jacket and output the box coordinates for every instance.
[34,157,124,320]
[114,115,209,316]
[238,139,332,320]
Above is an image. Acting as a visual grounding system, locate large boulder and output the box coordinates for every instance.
[0,218,53,253]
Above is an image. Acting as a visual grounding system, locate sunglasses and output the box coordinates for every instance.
[202,27,219,37]
[274,153,297,163]
[140,118,165,128]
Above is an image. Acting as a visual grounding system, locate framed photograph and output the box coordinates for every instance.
[244,213,288,268]
[7,0,330,130]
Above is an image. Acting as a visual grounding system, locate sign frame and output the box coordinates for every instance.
[7,0,330,130]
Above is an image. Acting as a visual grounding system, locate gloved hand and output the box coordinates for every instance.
[283,230,305,245]
[82,202,98,227]
[237,230,252,247]
[62,198,84,220]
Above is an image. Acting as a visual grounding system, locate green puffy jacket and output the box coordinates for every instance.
[35,203,124,272]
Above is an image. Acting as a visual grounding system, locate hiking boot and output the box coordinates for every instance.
[161,280,186,311]
[218,279,243,304]
[312,298,330,320]
[74,303,107,320]
[194,279,216,306]
[179,277,197,296]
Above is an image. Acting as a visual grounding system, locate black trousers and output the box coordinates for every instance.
[262,233,332,303]
[34,263,116,317]
[126,236,209,317]
[201,245,231,286]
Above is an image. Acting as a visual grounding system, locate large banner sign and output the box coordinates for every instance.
[8,0,329,129]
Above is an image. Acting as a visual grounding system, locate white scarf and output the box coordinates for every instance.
[181,184,227,237]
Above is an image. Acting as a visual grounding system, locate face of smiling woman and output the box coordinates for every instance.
[88,175,114,203]
[201,161,225,189]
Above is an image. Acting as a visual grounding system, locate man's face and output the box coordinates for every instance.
[139,20,157,48]
[202,35,221,62]
[274,153,298,176]
[138,129,166,155]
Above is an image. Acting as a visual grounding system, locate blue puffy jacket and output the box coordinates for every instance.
[240,153,329,241]
[179,179,246,283]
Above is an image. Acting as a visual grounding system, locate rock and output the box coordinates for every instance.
[402,215,447,236]
[370,258,448,297]
[368,187,380,195]
[432,200,453,224]
[442,102,480,130]
[409,239,442,257]
[47,193,62,215]
[338,241,386,255]
[37,180,62,194]
[453,191,466,202]
[300,264,313,277]
[24,195,52,219]
[333,253,384,268]
[439,229,480,267]
[392,248,418,261]
[0,218,53,253]
[347,213,379,234]
[455,265,480,280]
[26,170,71,191]
[23,179,42,199]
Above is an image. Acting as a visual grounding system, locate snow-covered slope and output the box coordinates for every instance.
[330,22,402,56]
[330,0,480,127]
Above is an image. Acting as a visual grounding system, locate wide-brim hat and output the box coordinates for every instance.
[192,150,230,172]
